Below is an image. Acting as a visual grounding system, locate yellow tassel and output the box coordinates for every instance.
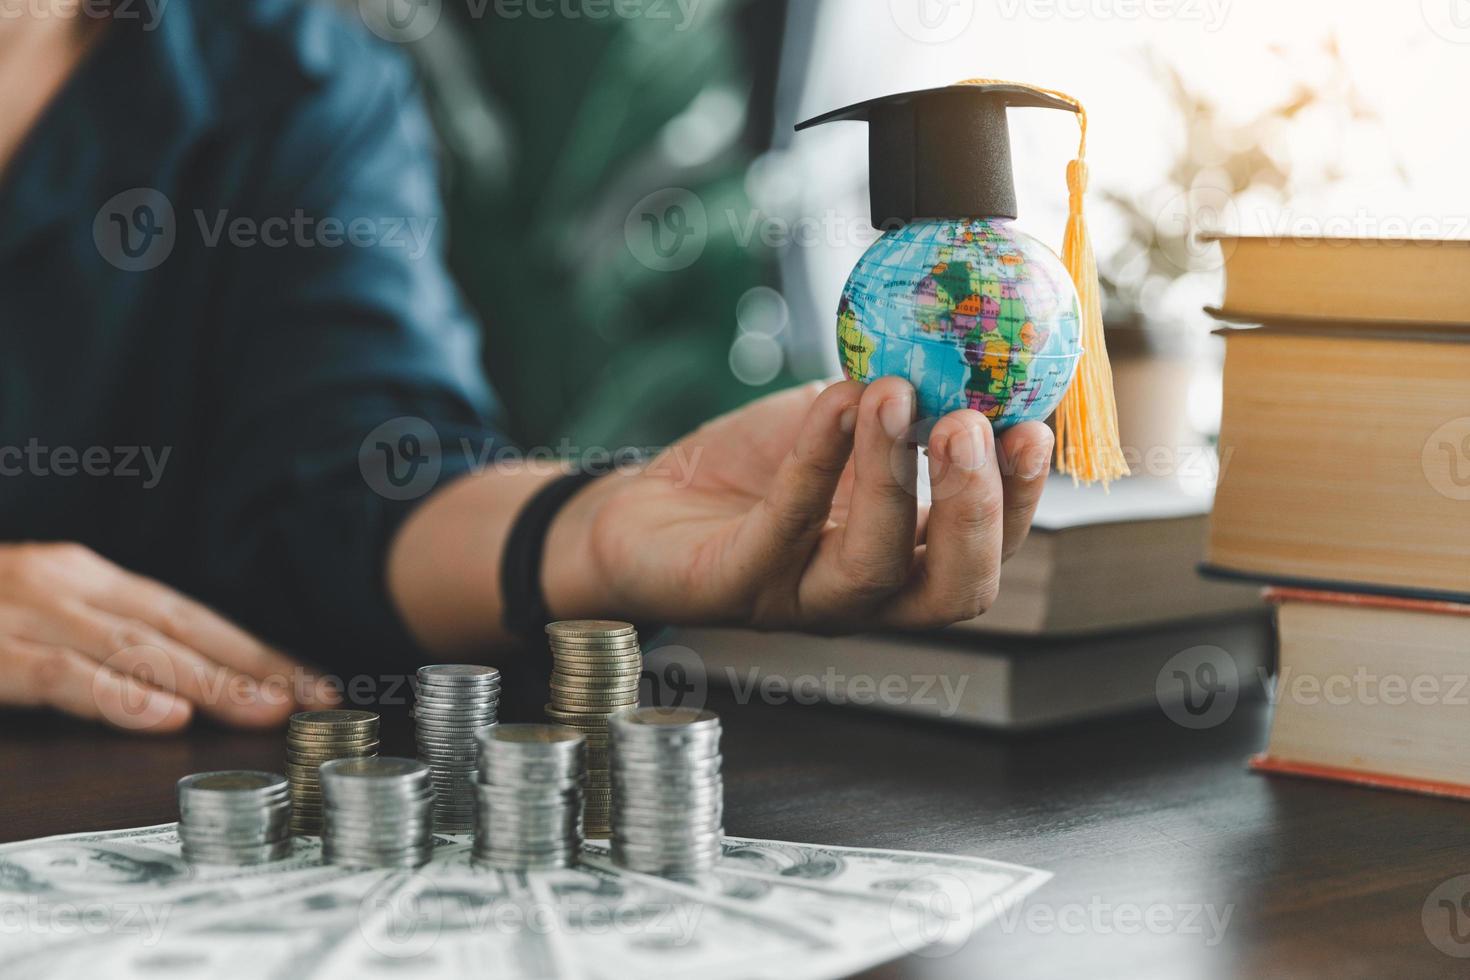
[956,79,1128,486]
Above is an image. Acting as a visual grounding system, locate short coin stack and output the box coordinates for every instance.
[177,771,293,865]
[414,664,502,832]
[609,707,724,874]
[544,621,642,837]
[319,757,435,868]
[285,710,380,835]
[473,724,586,870]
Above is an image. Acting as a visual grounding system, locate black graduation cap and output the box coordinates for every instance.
[795,83,1079,229]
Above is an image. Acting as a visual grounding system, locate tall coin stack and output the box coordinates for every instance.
[285,710,380,835]
[473,724,586,870]
[319,757,435,868]
[414,664,502,832]
[609,707,724,874]
[543,621,643,838]
[177,771,293,865]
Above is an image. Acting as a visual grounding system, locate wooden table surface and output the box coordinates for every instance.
[2,682,1466,979]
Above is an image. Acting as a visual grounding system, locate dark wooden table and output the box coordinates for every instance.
[2,685,1466,978]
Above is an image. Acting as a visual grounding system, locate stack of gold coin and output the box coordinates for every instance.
[285,710,380,835]
[543,620,642,838]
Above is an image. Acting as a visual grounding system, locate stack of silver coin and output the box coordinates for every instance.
[285,710,380,835]
[177,771,293,865]
[609,707,724,874]
[473,724,586,870]
[414,664,502,831]
[544,621,642,838]
[319,757,435,868]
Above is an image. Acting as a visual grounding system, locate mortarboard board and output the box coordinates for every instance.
[795,83,1078,229]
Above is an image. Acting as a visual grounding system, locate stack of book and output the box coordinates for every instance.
[1204,234,1470,797]
[663,476,1269,731]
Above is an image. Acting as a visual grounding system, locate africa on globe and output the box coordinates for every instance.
[837,218,1083,432]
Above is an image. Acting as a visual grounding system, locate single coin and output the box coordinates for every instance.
[290,709,379,729]
[547,619,636,637]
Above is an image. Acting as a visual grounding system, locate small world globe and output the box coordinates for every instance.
[837,218,1082,431]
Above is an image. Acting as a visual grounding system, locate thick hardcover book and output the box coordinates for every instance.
[1207,329,1470,599]
[1251,588,1470,800]
[1205,234,1470,329]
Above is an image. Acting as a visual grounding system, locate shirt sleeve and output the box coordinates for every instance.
[197,34,504,673]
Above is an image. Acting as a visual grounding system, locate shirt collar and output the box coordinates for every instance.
[0,0,218,259]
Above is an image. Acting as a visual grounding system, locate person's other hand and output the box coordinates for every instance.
[0,543,335,733]
[547,378,1053,631]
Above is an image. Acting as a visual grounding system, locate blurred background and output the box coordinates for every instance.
[360,0,1468,476]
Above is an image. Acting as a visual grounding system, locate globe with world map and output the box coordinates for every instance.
[837,219,1083,431]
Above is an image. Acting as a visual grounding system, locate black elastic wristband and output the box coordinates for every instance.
[501,471,604,643]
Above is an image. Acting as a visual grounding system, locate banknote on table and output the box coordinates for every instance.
[0,824,1050,980]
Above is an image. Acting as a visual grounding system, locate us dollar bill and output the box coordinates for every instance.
[0,825,1048,980]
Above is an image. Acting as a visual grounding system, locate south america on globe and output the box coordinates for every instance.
[836,218,1081,428]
